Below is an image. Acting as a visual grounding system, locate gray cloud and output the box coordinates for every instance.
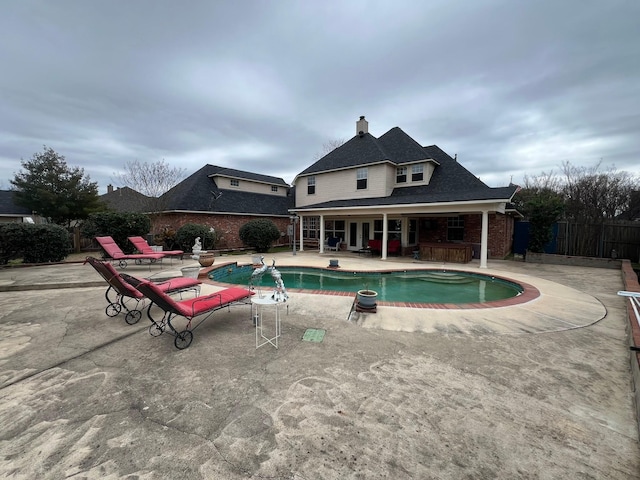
[1,0,638,193]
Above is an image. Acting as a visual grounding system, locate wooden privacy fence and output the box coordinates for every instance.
[555,221,640,261]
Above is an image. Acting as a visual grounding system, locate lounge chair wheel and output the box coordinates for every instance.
[149,323,164,337]
[125,310,142,325]
[174,330,193,350]
[106,303,121,317]
[119,260,127,268]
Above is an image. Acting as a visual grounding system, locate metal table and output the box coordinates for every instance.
[251,297,282,349]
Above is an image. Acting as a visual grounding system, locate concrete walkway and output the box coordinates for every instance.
[0,252,638,479]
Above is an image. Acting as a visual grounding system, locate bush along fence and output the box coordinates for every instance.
[0,223,72,264]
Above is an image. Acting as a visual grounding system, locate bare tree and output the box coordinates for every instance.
[113,159,186,198]
[112,159,187,232]
[522,169,562,192]
[314,139,346,160]
[561,161,639,222]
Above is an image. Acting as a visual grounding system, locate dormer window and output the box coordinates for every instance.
[357,168,368,190]
[307,176,316,195]
[396,166,407,183]
[230,179,240,187]
[411,164,424,182]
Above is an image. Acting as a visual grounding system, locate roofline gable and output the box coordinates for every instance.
[208,166,289,186]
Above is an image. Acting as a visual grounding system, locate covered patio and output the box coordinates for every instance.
[292,196,517,268]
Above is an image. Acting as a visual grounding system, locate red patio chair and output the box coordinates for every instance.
[85,256,201,325]
[128,236,184,263]
[123,275,253,349]
[95,236,164,268]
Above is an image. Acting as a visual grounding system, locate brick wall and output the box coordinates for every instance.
[152,213,291,249]
[419,214,514,258]
[465,214,514,259]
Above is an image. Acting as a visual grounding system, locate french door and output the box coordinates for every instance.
[348,221,371,250]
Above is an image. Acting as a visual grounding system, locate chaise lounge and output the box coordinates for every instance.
[95,236,165,268]
[123,274,254,349]
[85,256,201,325]
[128,236,184,263]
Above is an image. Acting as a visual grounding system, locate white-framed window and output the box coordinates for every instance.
[307,176,316,195]
[396,166,407,183]
[357,168,368,190]
[324,220,346,241]
[303,216,319,239]
[271,185,278,192]
[230,179,239,187]
[447,216,464,241]
[412,164,424,182]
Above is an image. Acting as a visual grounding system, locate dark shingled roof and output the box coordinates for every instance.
[207,166,289,186]
[100,187,152,213]
[295,138,518,209]
[298,127,438,176]
[161,164,293,215]
[0,190,31,215]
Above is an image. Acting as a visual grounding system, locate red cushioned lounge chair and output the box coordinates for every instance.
[95,236,165,268]
[85,256,201,325]
[128,236,184,263]
[122,273,253,350]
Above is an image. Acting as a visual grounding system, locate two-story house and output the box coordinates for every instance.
[291,116,520,268]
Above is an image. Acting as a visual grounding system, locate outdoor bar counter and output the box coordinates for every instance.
[418,242,473,263]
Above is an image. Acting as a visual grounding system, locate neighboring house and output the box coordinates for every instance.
[100,185,152,213]
[291,116,520,267]
[0,190,46,224]
[152,165,294,249]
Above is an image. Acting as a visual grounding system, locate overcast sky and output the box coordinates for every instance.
[1,0,638,194]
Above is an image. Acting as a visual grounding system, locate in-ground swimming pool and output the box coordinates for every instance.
[209,265,523,305]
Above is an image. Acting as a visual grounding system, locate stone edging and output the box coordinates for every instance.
[526,251,622,269]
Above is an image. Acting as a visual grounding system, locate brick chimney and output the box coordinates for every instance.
[356,115,368,137]
[107,184,114,193]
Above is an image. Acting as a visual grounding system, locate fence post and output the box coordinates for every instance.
[74,227,81,253]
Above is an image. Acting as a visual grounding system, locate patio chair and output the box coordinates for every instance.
[325,236,341,252]
[85,256,201,325]
[122,274,254,349]
[388,239,401,256]
[128,236,184,263]
[367,239,381,255]
[95,236,164,268]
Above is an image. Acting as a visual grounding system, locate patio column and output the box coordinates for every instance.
[480,210,489,268]
[381,213,388,260]
[319,214,325,253]
[299,215,304,252]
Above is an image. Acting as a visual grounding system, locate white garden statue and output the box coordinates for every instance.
[192,237,202,254]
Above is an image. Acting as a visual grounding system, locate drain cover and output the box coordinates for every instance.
[302,328,326,343]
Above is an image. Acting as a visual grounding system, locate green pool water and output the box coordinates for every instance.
[209,265,523,304]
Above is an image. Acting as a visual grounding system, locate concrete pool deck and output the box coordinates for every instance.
[0,252,638,478]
